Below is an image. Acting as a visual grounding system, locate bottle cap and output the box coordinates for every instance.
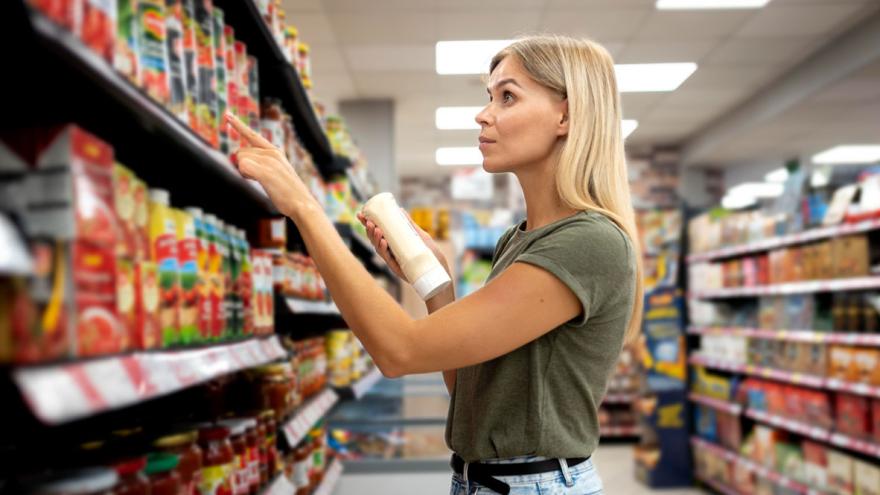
[148,189,170,206]
[412,265,451,301]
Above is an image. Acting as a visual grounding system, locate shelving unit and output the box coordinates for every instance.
[688,326,880,346]
[312,457,344,495]
[688,393,743,415]
[334,367,384,401]
[13,336,286,424]
[282,388,340,447]
[691,437,820,495]
[686,218,880,263]
[690,276,880,299]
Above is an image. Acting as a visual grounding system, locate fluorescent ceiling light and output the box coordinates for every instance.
[436,106,483,130]
[657,0,771,9]
[616,63,697,92]
[721,193,756,210]
[765,167,789,183]
[812,145,880,165]
[728,182,784,199]
[622,120,639,139]
[436,40,513,75]
[436,147,483,166]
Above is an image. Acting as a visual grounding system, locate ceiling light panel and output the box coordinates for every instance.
[812,145,880,165]
[436,147,483,166]
[436,40,513,75]
[436,107,483,130]
[615,63,698,92]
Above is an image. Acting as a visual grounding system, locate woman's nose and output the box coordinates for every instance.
[475,105,492,127]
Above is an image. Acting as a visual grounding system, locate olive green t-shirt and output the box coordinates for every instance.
[445,211,636,462]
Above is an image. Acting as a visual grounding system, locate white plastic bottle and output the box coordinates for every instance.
[362,193,451,300]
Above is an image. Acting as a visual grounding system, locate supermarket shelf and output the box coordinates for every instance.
[13,337,287,425]
[688,326,880,346]
[346,168,372,202]
[744,409,831,443]
[686,218,880,263]
[262,473,296,495]
[211,0,337,175]
[688,355,825,387]
[690,437,818,495]
[9,4,275,220]
[334,367,383,401]
[689,355,880,399]
[694,472,741,495]
[602,393,637,404]
[688,393,743,415]
[600,425,640,437]
[689,276,880,299]
[281,388,339,448]
[312,457,344,495]
[285,297,341,316]
[828,432,880,459]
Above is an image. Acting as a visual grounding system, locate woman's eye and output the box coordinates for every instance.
[503,91,514,103]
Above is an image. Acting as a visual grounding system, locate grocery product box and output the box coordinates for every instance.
[832,235,870,279]
[137,0,171,106]
[836,393,871,439]
[114,0,139,84]
[830,346,858,381]
[80,0,116,62]
[873,400,880,445]
[854,348,880,384]
[194,0,217,147]
[213,8,229,152]
[828,450,855,495]
[802,441,828,489]
[27,0,80,31]
[165,0,189,122]
[854,460,880,495]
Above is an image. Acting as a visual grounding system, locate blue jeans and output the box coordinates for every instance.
[450,456,604,494]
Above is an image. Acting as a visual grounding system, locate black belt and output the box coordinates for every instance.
[451,453,589,494]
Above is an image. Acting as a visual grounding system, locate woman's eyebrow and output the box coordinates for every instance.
[487,78,522,92]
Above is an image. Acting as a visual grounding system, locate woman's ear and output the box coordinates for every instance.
[557,99,570,137]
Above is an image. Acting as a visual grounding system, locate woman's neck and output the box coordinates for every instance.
[515,158,578,232]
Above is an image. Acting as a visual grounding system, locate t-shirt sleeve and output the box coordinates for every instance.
[515,217,635,327]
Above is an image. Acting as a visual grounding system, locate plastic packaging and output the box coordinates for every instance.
[362,193,451,300]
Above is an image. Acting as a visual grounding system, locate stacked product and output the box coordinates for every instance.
[325,330,372,388]
[0,125,274,364]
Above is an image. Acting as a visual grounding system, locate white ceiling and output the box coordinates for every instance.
[282,0,880,177]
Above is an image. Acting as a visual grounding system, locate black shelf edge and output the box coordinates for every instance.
[212,0,335,173]
[7,3,276,221]
[334,223,396,279]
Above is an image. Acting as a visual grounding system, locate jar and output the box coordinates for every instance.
[145,453,181,495]
[252,364,293,421]
[243,419,260,494]
[292,443,311,495]
[219,419,249,495]
[24,468,119,494]
[197,425,234,495]
[153,431,203,495]
[308,427,326,489]
[112,457,149,495]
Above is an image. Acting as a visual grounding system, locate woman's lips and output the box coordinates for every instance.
[478,137,495,151]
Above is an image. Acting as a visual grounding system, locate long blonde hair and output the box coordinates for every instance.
[491,35,644,343]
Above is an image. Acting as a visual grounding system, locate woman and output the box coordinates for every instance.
[227,34,643,495]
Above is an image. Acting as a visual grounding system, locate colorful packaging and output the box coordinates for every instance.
[802,441,828,489]
[181,0,199,129]
[116,257,136,351]
[212,8,229,153]
[830,346,857,381]
[246,56,260,130]
[854,460,880,495]
[223,25,239,155]
[204,213,225,340]
[233,41,249,129]
[833,235,870,279]
[828,450,855,495]
[165,0,189,121]
[134,261,161,349]
[236,229,253,336]
[836,393,871,439]
[114,0,139,84]
[28,0,81,31]
[224,225,240,337]
[80,0,116,62]
[113,164,137,259]
[855,348,880,384]
[194,0,217,147]
[175,208,199,344]
[186,207,211,341]
[873,400,880,445]
[148,189,180,346]
[137,0,171,106]
[132,176,151,262]
[73,241,124,357]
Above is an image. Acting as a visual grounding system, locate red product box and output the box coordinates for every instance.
[80,0,116,62]
[72,241,124,357]
[757,254,770,286]
[23,125,118,247]
[836,393,871,439]
[134,262,161,350]
[28,0,82,31]
[872,400,880,444]
[116,257,136,352]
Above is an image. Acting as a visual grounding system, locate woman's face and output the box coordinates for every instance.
[476,56,568,174]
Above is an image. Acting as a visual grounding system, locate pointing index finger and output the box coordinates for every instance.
[224,111,274,149]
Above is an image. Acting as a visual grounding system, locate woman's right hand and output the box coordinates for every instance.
[356,210,450,283]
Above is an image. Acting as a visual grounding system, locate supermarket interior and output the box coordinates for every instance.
[2,0,880,494]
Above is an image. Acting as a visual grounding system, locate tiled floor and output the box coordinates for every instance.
[334,445,706,494]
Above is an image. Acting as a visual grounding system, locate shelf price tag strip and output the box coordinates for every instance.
[312,458,344,495]
[282,388,339,447]
[351,367,383,400]
[13,336,287,425]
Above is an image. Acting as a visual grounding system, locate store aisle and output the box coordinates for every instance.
[333,445,705,494]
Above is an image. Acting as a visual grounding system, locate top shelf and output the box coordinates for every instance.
[686,218,880,264]
[212,0,349,180]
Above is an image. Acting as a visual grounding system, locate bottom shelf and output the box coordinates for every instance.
[695,471,741,495]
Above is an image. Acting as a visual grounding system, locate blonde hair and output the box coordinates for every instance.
[491,35,644,344]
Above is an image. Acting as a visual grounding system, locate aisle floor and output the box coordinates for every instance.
[334,445,705,494]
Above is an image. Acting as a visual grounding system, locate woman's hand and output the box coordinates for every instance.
[356,210,450,282]
[225,112,319,220]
